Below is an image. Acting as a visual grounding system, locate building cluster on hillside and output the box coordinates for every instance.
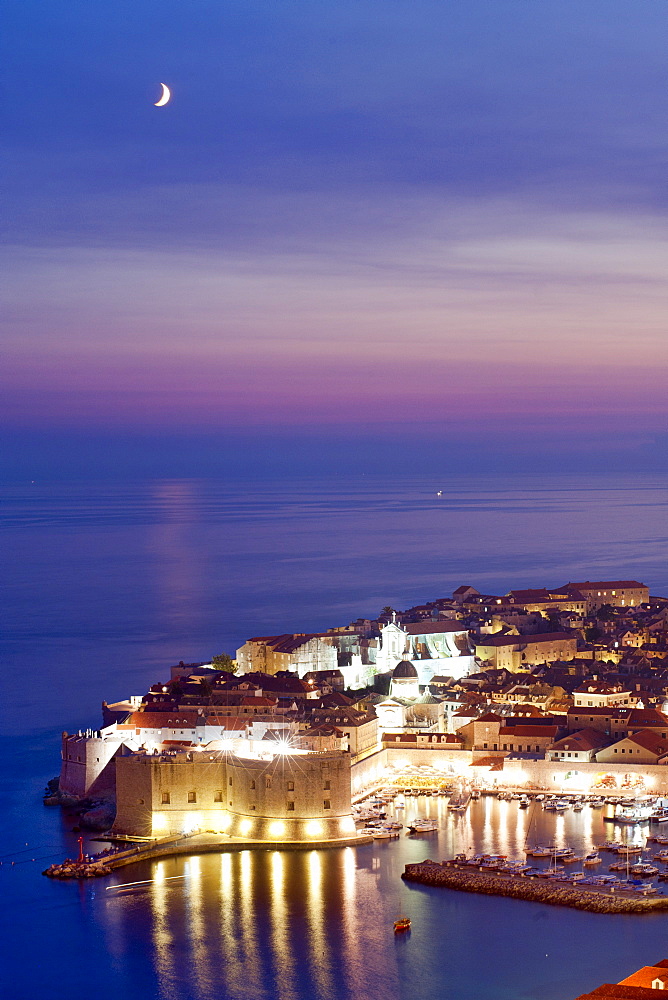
[59,577,668,841]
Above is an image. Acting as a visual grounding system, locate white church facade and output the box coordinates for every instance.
[375,617,475,685]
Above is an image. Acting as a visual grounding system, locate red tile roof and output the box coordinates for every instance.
[122,711,199,729]
[403,620,465,635]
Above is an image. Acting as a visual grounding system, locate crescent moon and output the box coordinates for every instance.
[154,83,171,107]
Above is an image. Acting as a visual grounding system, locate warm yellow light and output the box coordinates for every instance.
[239,819,253,836]
[269,821,286,838]
[182,813,202,835]
[218,813,231,830]
[341,817,357,833]
[152,813,168,833]
[305,820,323,837]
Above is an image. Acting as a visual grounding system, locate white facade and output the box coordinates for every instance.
[375,622,475,684]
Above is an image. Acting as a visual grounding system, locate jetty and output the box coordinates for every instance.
[44,830,374,879]
[401,860,668,914]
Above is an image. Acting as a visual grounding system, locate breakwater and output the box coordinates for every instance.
[401,860,668,914]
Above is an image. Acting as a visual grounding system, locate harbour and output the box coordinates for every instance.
[7,473,668,1000]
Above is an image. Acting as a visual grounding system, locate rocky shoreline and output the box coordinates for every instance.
[401,861,668,914]
[43,777,116,832]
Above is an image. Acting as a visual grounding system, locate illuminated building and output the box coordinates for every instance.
[112,741,357,842]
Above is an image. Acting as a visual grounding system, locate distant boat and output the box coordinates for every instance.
[394,916,411,933]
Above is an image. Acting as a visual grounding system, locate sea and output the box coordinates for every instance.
[3,472,668,1000]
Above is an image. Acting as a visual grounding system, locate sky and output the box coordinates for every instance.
[2,1,668,476]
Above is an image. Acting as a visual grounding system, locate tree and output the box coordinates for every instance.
[585,625,603,642]
[211,652,237,673]
[380,606,396,620]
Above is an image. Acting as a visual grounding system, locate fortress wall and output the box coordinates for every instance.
[113,750,356,840]
[59,733,122,798]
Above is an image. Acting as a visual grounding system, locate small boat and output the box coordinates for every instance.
[583,853,602,866]
[407,820,438,834]
[630,863,659,877]
[394,916,411,933]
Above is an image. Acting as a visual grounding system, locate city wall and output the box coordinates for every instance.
[59,732,125,799]
[113,749,356,841]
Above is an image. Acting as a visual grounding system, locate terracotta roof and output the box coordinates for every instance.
[506,589,552,601]
[626,708,668,727]
[574,682,629,694]
[620,963,668,987]
[403,620,465,635]
[498,725,559,738]
[566,580,647,590]
[550,728,609,751]
[469,756,504,768]
[123,712,199,729]
[576,986,668,998]
[625,730,668,755]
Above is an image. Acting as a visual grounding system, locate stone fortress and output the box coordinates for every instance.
[113,742,356,841]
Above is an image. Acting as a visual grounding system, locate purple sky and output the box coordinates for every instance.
[3,1,668,472]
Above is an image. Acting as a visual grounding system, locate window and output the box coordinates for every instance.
[323,780,330,790]
[287,781,295,791]
[161,792,170,804]
[228,777,233,786]
[250,780,256,790]
[265,777,272,789]
[138,798,145,805]
[214,791,223,802]
[323,799,331,809]
[188,791,197,803]
[287,801,295,811]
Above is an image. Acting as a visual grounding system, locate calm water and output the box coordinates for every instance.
[3,473,668,999]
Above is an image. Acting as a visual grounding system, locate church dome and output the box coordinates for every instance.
[392,659,418,679]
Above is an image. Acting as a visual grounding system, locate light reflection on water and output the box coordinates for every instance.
[97,798,663,1000]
